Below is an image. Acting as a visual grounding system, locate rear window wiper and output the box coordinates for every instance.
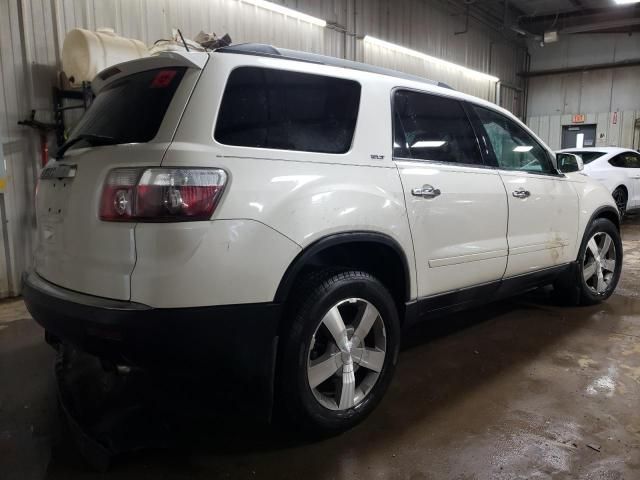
[55,134,119,159]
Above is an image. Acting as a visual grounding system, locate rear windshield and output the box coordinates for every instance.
[563,150,606,164]
[66,67,186,150]
[214,67,361,154]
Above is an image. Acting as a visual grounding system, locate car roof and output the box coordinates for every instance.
[210,43,525,123]
[214,43,453,90]
[558,147,635,154]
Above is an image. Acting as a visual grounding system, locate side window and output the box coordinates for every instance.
[609,155,625,168]
[474,106,554,174]
[393,90,482,165]
[610,153,640,168]
[629,153,640,167]
[215,67,361,154]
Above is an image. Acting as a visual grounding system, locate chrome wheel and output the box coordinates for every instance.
[583,232,617,294]
[307,298,387,411]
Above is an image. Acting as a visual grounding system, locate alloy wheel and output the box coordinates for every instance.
[582,232,617,294]
[307,298,387,411]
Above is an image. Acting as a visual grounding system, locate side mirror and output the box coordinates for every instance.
[557,153,584,173]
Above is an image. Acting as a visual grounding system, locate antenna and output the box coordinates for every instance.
[177,29,189,52]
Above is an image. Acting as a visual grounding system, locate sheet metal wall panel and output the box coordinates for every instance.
[355,0,523,89]
[527,33,640,149]
[528,33,640,71]
[0,0,39,296]
[621,111,636,149]
[548,115,561,151]
[526,65,640,149]
[562,73,581,115]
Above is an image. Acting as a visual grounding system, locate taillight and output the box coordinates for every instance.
[99,168,227,222]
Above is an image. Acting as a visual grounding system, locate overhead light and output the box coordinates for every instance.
[543,31,559,43]
[614,0,640,4]
[412,140,446,148]
[363,35,499,83]
[513,146,533,152]
[241,0,327,27]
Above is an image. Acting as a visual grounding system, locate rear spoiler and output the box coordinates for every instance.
[92,51,209,94]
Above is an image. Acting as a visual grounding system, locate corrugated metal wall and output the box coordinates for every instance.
[526,34,640,150]
[0,0,39,297]
[0,0,524,296]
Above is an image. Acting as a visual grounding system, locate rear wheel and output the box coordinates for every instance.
[279,270,400,435]
[612,187,627,218]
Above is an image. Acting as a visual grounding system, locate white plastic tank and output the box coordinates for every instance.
[62,28,149,85]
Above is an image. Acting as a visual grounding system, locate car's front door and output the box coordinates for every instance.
[393,90,509,302]
[472,106,579,277]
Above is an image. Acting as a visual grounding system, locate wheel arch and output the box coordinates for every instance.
[274,231,412,314]
[589,205,621,232]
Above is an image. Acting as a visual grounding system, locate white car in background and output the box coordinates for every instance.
[558,147,640,217]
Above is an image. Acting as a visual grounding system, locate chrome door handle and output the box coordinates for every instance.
[512,189,530,199]
[412,184,441,198]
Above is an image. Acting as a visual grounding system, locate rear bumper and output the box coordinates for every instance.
[23,271,282,409]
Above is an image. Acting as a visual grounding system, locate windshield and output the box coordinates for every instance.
[563,150,606,164]
[65,67,186,152]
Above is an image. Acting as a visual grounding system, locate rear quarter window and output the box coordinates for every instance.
[564,151,606,164]
[214,67,361,154]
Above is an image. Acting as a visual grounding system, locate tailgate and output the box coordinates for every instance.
[34,54,206,300]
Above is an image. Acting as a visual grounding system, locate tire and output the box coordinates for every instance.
[278,269,400,435]
[556,218,623,306]
[612,187,628,219]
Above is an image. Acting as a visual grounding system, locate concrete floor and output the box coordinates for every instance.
[1,215,639,479]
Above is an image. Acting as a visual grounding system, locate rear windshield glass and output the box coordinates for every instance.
[66,67,186,150]
[214,67,361,154]
[564,151,605,164]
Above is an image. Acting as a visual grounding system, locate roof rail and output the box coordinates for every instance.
[215,43,454,90]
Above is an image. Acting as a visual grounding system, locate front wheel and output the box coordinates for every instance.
[557,218,623,305]
[278,270,400,435]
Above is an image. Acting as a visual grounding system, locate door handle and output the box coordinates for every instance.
[512,189,530,199]
[412,184,441,198]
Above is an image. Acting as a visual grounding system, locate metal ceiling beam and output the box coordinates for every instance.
[560,17,640,33]
[518,5,640,34]
[519,58,640,77]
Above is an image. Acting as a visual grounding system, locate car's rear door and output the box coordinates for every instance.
[394,90,509,305]
[471,105,579,277]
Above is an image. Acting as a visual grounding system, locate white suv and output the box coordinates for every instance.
[24,44,622,434]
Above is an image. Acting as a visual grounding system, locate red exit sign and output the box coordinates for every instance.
[572,114,585,123]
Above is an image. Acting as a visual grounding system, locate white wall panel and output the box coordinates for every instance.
[621,111,636,149]
[548,115,561,151]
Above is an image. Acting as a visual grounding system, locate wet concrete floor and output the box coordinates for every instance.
[1,215,639,479]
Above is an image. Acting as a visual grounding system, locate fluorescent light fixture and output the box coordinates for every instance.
[412,140,446,148]
[614,0,640,4]
[513,145,533,152]
[363,35,500,83]
[241,0,327,27]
